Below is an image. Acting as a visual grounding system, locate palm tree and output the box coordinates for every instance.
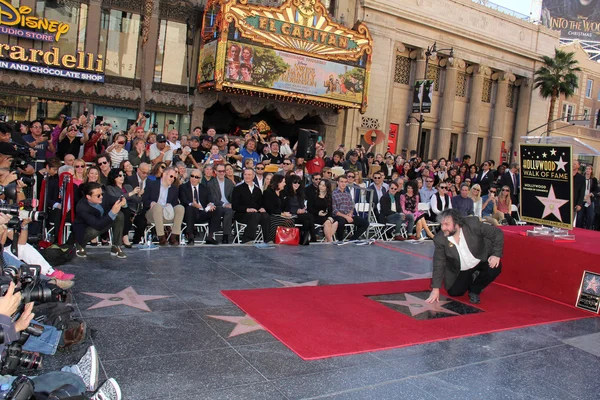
[534,49,581,134]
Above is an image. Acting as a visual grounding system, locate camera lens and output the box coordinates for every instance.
[18,351,43,371]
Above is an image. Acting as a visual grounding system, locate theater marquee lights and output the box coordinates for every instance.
[198,0,372,113]
[0,0,104,82]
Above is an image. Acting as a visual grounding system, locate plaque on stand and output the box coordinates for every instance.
[576,271,600,313]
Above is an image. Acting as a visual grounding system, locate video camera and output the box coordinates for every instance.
[9,143,35,172]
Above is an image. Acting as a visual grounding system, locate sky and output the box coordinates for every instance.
[488,0,534,17]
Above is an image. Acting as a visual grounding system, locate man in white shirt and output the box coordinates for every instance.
[427,209,504,304]
[149,134,173,166]
[167,129,181,151]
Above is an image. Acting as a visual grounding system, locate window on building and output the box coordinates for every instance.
[475,137,484,165]
[583,108,591,125]
[596,110,600,129]
[561,103,575,121]
[482,79,492,103]
[34,1,87,53]
[154,20,189,86]
[393,55,411,85]
[99,10,142,79]
[586,79,593,98]
[455,72,467,97]
[426,65,440,92]
[449,133,459,160]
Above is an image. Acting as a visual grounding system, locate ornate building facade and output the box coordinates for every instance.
[332,0,560,164]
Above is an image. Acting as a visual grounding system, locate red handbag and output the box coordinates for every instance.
[275,226,300,245]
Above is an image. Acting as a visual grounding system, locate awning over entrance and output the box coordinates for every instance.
[197,0,373,113]
[521,136,600,157]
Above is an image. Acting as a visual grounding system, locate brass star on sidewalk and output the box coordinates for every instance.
[207,314,265,337]
[82,286,172,312]
[274,279,319,287]
[380,293,459,317]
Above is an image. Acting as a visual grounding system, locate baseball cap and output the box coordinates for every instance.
[156,134,167,143]
[190,136,200,142]
[0,142,17,156]
[202,135,213,142]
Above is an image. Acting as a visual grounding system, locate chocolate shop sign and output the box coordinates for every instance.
[0,0,104,82]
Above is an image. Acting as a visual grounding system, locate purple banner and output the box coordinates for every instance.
[0,26,56,42]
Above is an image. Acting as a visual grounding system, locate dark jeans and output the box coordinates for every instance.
[79,211,124,247]
[295,213,316,240]
[132,210,148,243]
[447,261,502,296]
[334,215,369,240]
[235,212,270,241]
[184,205,224,237]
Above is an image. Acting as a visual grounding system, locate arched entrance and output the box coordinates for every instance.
[202,100,324,142]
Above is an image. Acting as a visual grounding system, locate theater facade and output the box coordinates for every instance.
[192,0,372,148]
[0,0,202,133]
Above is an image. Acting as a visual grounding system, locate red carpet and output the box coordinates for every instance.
[498,226,600,305]
[222,280,593,360]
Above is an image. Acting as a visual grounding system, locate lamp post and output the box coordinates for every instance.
[411,42,454,156]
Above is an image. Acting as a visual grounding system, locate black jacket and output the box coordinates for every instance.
[573,172,586,208]
[262,188,286,215]
[477,170,493,196]
[73,196,118,245]
[179,181,210,208]
[379,192,402,222]
[232,182,263,213]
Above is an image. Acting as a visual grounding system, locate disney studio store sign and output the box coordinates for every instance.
[0,0,104,82]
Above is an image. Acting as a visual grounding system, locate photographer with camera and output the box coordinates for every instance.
[56,115,91,161]
[0,282,121,399]
[23,121,56,170]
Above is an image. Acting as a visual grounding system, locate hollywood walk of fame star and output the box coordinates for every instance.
[82,287,172,312]
[555,157,568,172]
[275,279,319,287]
[550,148,557,156]
[585,276,600,294]
[207,314,265,337]
[535,185,569,221]
[542,152,547,158]
[380,293,459,317]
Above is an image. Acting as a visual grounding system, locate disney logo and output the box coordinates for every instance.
[0,0,69,41]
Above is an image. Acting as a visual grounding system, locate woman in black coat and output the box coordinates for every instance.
[284,174,316,244]
[262,174,295,242]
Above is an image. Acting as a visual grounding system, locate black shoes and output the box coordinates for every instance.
[468,292,480,304]
[205,236,218,245]
[222,235,229,244]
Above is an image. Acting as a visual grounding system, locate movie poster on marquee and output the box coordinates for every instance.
[519,144,573,229]
[223,41,365,105]
[197,41,217,84]
[541,0,600,41]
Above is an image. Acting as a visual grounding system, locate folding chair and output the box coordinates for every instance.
[511,204,527,225]
[418,202,440,233]
[181,223,210,244]
[233,221,264,243]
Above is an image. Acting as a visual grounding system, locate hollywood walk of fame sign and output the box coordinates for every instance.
[576,271,600,313]
[519,144,573,229]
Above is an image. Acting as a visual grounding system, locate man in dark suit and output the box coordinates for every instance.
[368,171,388,222]
[125,162,150,244]
[476,161,493,196]
[142,166,185,245]
[499,163,520,205]
[426,209,504,304]
[231,169,270,243]
[573,159,586,228]
[305,172,321,205]
[179,169,222,245]
[207,164,235,243]
[73,182,127,258]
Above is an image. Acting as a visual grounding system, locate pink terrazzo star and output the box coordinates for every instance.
[380,293,459,317]
[586,276,600,293]
[274,279,319,287]
[207,314,265,337]
[82,286,173,312]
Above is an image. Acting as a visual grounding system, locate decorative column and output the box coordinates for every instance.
[464,64,489,158]
[511,78,531,163]
[488,72,508,163]
[405,49,425,153]
[436,58,461,159]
